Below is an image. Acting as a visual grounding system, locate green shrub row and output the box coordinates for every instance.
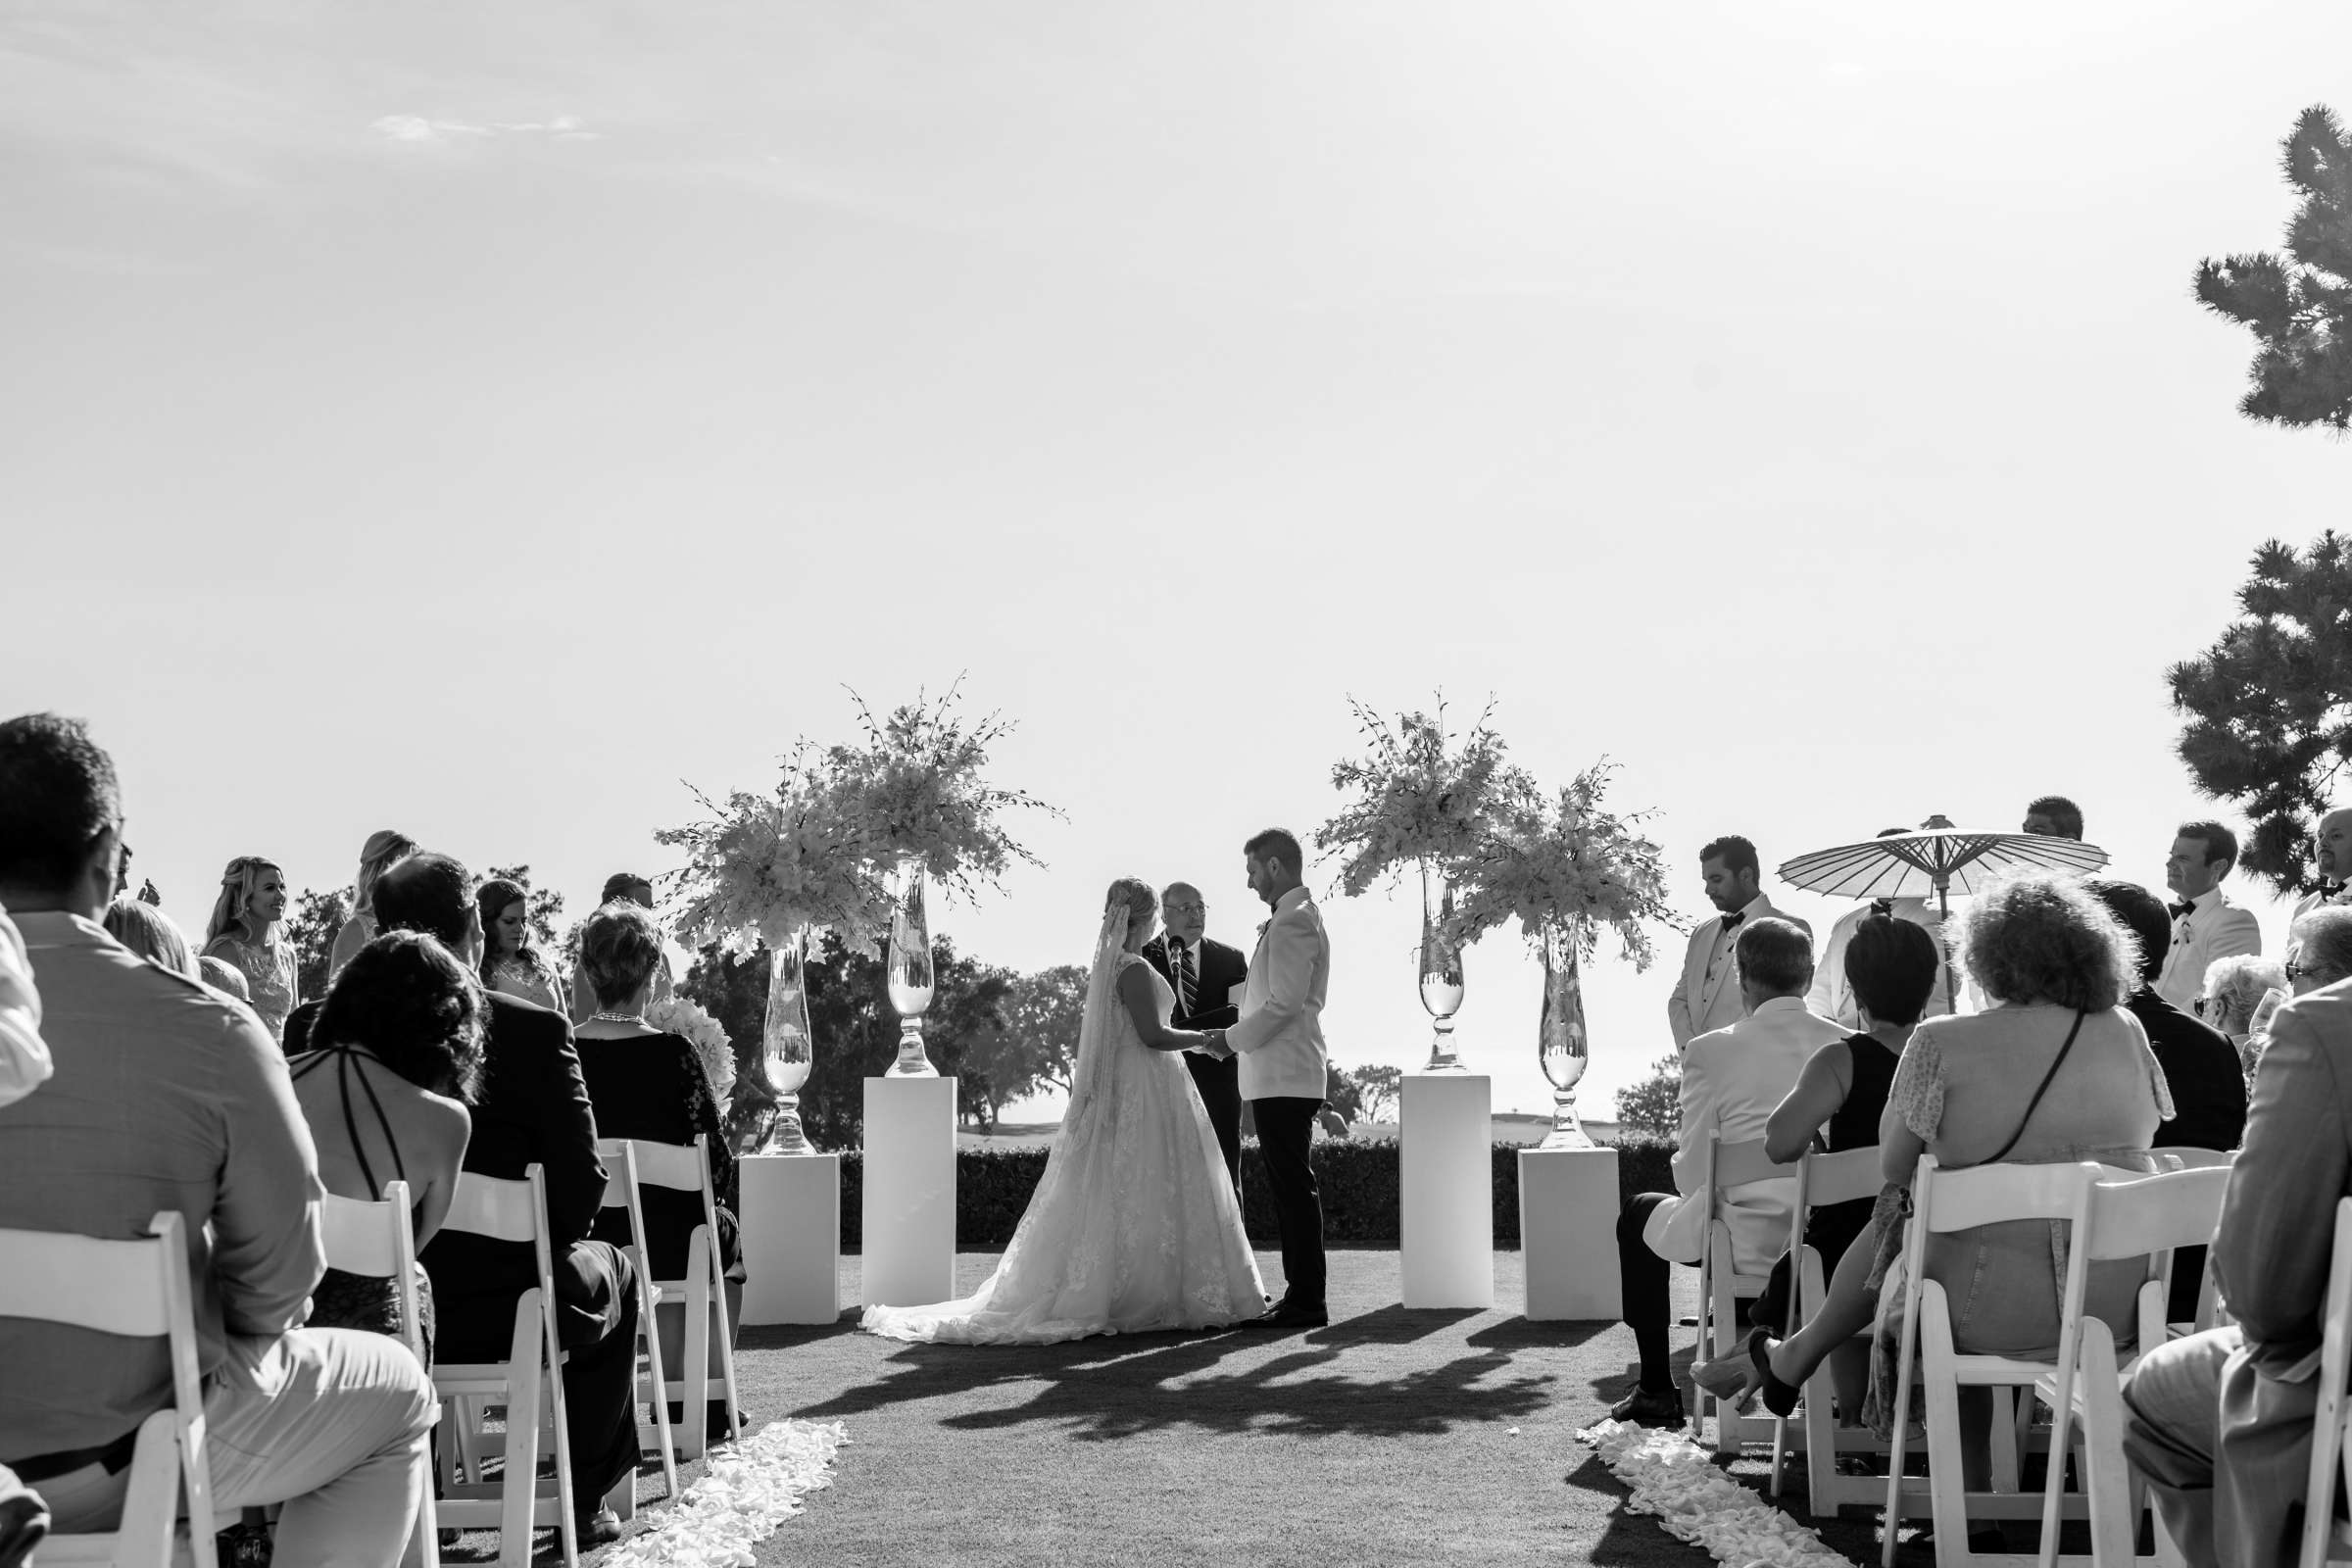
[826,1134,1677,1250]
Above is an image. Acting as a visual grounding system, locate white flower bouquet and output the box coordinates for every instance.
[824,681,1059,903]
[1445,761,1681,967]
[643,994,738,1102]
[1314,697,1542,898]
[655,747,889,959]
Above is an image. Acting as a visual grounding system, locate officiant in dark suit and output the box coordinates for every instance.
[1144,881,1248,1189]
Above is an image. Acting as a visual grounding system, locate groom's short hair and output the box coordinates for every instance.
[1244,828,1303,874]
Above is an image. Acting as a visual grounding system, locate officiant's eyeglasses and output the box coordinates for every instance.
[1166,901,1206,913]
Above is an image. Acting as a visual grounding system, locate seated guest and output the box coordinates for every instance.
[201,856,299,1044]
[2155,820,2261,1012]
[327,830,417,985]
[2198,953,2285,1049]
[2122,955,2352,1562]
[200,954,253,1004]
[1832,873,2166,1526]
[1695,916,1942,1415]
[372,853,638,1546]
[2287,904,2352,997]
[2084,879,2247,1153]
[477,876,567,1013]
[0,713,433,1568]
[102,895,199,979]
[1611,917,1844,1426]
[289,932,481,1363]
[572,902,742,1428]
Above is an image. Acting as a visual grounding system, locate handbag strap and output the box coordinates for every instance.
[1981,1006,2088,1166]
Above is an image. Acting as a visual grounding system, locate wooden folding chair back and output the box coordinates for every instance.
[318,1181,437,1568]
[1879,1156,2105,1568]
[599,1134,742,1460]
[2032,1162,2230,1568]
[0,1213,218,1568]
[430,1165,580,1568]
[1767,1144,1916,1521]
[591,1139,677,1494]
[2298,1197,2352,1568]
[1693,1132,1798,1455]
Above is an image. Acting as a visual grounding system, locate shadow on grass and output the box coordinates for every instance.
[789,1305,1558,1442]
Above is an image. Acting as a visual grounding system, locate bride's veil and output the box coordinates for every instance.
[1063,897,1134,1128]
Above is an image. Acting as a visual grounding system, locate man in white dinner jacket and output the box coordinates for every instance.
[2155,819,2261,1013]
[1611,917,1843,1426]
[2289,806,2352,926]
[1205,827,1331,1331]
[1667,834,1809,1054]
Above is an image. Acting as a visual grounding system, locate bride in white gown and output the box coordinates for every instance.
[860,877,1267,1345]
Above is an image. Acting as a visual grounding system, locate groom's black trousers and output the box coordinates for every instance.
[1249,1096,1327,1309]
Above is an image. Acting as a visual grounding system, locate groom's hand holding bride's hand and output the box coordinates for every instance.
[1202,1029,1234,1060]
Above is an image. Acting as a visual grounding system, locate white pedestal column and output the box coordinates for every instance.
[737,1152,841,1327]
[1399,1072,1493,1308]
[860,1075,958,1308]
[1518,1146,1622,1320]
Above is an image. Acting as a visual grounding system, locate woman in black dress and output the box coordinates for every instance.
[1694,913,1941,1413]
[289,931,484,1363]
[570,902,741,1434]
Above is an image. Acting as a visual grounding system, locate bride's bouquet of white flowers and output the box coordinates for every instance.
[823,681,1060,903]
[643,994,737,1102]
[1444,761,1680,966]
[1313,696,1541,898]
[655,747,887,959]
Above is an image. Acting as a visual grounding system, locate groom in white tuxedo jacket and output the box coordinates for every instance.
[1209,827,1330,1330]
[1668,834,1809,1054]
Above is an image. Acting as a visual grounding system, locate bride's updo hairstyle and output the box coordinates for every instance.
[1105,876,1157,939]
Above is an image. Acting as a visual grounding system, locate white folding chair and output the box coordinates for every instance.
[430,1165,580,1568]
[0,1213,220,1568]
[599,1135,743,1461]
[1880,1156,2115,1568]
[2298,1196,2352,1567]
[1692,1132,1798,1455]
[2031,1161,2230,1568]
[590,1140,678,1495]
[1769,1144,1925,1523]
[318,1181,439,1568]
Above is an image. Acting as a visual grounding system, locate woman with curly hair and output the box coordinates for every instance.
[288,930,482,1361]
[476,876,567,1014]
[201,856,298,1043]
[1730,873,2172,1540]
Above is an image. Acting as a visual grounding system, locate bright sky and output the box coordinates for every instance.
[6,2,2346,1125]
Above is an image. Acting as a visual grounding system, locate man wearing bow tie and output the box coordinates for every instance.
[2291,807,2352,926]
[1668,835,1809,1054]
[1143,881,1249,1190]
[2155,820,2261,1013]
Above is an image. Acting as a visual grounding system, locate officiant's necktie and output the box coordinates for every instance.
[1175,942,1198,1016]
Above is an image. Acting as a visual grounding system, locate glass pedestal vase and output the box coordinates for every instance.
[738,931,816,1156]
[885,861,939,1077]
[1417,865,1467,1073]
[1537,920,1594,1149]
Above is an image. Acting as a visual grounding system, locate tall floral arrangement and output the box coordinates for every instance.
[654,747,886,959]
[1313,697,1541,897]
[1445,761,1681,965]
[825,681,1060,902]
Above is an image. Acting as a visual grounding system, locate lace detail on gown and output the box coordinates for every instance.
[861,953,1264,1345]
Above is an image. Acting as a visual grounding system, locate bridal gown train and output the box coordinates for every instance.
[861,953,1265,1345]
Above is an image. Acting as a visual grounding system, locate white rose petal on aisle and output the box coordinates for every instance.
[1577,1419,1849,1568]
[604,1419,849,1568]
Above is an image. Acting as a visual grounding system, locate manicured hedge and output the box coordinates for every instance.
[830,1132,1678,1250]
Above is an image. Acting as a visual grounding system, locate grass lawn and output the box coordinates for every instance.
[452,1250,1978,1565]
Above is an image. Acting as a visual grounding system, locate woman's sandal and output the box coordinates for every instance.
[1747,1327,1802,1418]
